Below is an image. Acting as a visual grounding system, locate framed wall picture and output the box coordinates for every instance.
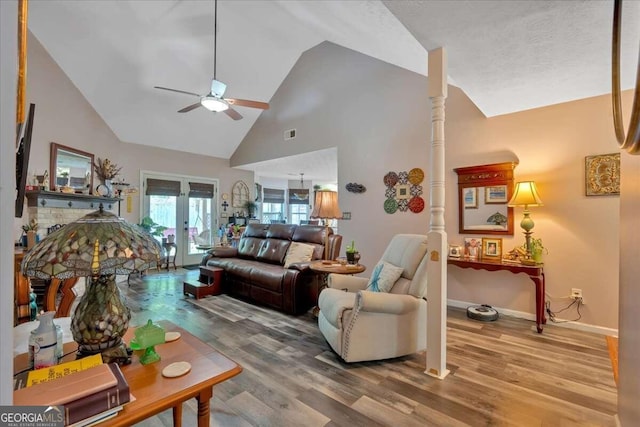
[482,237,502,259]
[463,187,478,208]
[484,185,508,203]
[463,237,481,259]
[585,153,620,196]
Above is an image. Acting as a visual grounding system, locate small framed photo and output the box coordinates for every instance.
[448,245,462,258]
[463,237,481,259]
[482,237,502,259]
[484,185,508,203]
[463,187,478,208]
[395,184,411,200]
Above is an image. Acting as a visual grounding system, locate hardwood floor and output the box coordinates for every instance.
[121,269,617,426]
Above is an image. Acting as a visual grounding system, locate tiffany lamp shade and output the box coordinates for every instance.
[21,206,162,363]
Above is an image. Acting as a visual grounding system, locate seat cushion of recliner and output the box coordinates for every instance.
[318,288,356,328]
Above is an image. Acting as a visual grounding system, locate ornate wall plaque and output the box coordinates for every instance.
[585,153,620,196]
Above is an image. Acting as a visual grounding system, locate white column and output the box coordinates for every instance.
[426,47,449,379]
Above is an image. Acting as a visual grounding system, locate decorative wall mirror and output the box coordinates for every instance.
[454,162,517,236]
[50,143,94,193]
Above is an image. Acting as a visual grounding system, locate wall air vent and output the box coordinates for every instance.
[284,129,297,141]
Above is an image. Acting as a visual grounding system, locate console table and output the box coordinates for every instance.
[447,258,546,333]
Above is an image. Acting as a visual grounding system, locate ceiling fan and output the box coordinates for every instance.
[154,0,269,120]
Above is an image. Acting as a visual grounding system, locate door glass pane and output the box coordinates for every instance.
[149,195,177,243]
[188,197,213,254]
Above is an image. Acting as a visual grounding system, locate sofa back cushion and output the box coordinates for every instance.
[243,223,269,238]
[292,225,329,260]
[238,237,263,259]
[266,224,297,240]
[257,239,291,264]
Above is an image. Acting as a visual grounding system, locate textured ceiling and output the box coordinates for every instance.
[28,0,639,181]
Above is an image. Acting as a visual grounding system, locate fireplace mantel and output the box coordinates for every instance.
[25,190,120,210]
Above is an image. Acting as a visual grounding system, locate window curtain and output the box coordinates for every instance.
[145,178,180,196]
[188,182,214,199]
[288,188,309,205]
[263,188,285,204]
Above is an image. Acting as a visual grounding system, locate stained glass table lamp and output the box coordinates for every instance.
[22,205,162,364]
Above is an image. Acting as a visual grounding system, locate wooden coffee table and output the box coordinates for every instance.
[14,320,242,427]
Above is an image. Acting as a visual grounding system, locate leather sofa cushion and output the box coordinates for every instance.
[257,238,290,264]
[238,237,263,259]
[250,263,285,292]
[243,223,269,238]
[292,225,327,245]
[266,224,296,240]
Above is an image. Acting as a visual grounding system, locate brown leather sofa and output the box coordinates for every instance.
[200,223,342,315]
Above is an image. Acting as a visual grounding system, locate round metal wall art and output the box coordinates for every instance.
[408,168,424,185]
[383,168,424,214]
[408,196,425,213]
[384,198,398,214]
[383,172,398,187]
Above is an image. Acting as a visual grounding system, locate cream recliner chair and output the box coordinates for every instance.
[317,234,428,362]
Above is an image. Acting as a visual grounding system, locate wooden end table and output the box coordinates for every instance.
[309,261,366,316]
[447,257,546,333]
[14,320,242,427]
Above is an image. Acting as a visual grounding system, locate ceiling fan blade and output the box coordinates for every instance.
[226,98,270,110]
[224,107,243,121]
[154,86,201,97]
[178,102,202,113]
[211,79,227,98]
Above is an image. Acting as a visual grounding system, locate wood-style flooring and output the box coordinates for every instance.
[121,269,617,426]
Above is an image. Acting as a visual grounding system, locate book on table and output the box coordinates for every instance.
[14,363,130,426]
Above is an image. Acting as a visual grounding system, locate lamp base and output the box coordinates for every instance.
[71,274,132,365]
[76,338,132,365]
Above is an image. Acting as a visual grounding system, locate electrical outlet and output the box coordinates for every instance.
[571,288,583,300]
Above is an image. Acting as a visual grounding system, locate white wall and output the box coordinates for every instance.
[234,41,621,330]
[234,42,432,265]
[1,0,18,405]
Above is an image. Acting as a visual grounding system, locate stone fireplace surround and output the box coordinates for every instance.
[25,190,120,235]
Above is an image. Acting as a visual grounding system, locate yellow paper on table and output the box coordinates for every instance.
[26,354,103,387]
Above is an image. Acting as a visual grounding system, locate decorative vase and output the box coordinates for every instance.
[104,179,113,197]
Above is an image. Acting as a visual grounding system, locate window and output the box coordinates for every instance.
[262,202,284,224]
[290,204,309,225]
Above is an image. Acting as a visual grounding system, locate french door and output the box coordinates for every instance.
[141,172,218,266]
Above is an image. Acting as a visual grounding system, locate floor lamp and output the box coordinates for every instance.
[507,181,544,260]
[310,190,342,260]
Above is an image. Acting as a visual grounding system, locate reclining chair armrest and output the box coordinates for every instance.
[327,274,368,292]
[355,291,421,315]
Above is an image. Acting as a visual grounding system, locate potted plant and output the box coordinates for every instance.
[243,200,258,218]
[345,240,359,264]
[526,238,547,264]
[138,216,168,239]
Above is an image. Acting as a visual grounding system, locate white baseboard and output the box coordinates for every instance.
[447,299,619,336]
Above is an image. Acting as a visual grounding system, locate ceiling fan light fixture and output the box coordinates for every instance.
[201,96,229,112]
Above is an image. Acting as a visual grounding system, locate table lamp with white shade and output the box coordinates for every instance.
[507,181,544,260]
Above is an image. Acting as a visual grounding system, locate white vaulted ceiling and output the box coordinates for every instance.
[27,0,639,180]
